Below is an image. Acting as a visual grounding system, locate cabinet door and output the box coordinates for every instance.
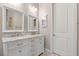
[33,37,44,55]
[7,48,20,56]
[35,38,40,54]
[18,45,32,56]
[30,38,36,56]
[20,39,33,56]
[7,39,32,56]
[38,37,44,53]
[7,45,32,56]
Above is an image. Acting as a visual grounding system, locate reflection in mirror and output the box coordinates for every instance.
[5,8,23,30]
[34,18,36,27]
[6,9,13,30]
[28,15,38,32]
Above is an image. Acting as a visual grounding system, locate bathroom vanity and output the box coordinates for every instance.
[2,34,44,56]
[1,4,44,56]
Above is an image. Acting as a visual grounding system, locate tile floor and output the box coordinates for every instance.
[40,50,59,56]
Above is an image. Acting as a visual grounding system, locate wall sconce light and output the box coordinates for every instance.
[32,6,37,12]
[29,5,37,12]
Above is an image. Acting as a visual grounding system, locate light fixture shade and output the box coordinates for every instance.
[29,5,37,12]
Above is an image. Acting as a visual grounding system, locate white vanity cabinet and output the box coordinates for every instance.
[7,45,32,56]
[2,35,44,56]
[33,37,44,55]
[3,39,32,56]
[29,37,44,56]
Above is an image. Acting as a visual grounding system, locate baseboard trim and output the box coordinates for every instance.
[44,48,60,56]
[44,48,52,53]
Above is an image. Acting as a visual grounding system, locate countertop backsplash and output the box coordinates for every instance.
[2,31,39,38]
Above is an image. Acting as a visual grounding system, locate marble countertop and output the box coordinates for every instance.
[2,34,44,43]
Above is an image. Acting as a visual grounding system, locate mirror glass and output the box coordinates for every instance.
[5,8,23,31]
[28,15,38,31]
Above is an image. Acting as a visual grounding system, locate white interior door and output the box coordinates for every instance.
[53,3,77,56]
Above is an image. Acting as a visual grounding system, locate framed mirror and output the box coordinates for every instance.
[28,15,38,32]
[2,6,24,32]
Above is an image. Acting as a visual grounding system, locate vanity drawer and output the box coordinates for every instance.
[7,45,32,56]
[6,39,30,49]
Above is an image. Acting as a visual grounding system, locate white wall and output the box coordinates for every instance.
[22,3,39,17]
[0,5,3,56]
[39,3,54,51]
[77,4,79,56]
